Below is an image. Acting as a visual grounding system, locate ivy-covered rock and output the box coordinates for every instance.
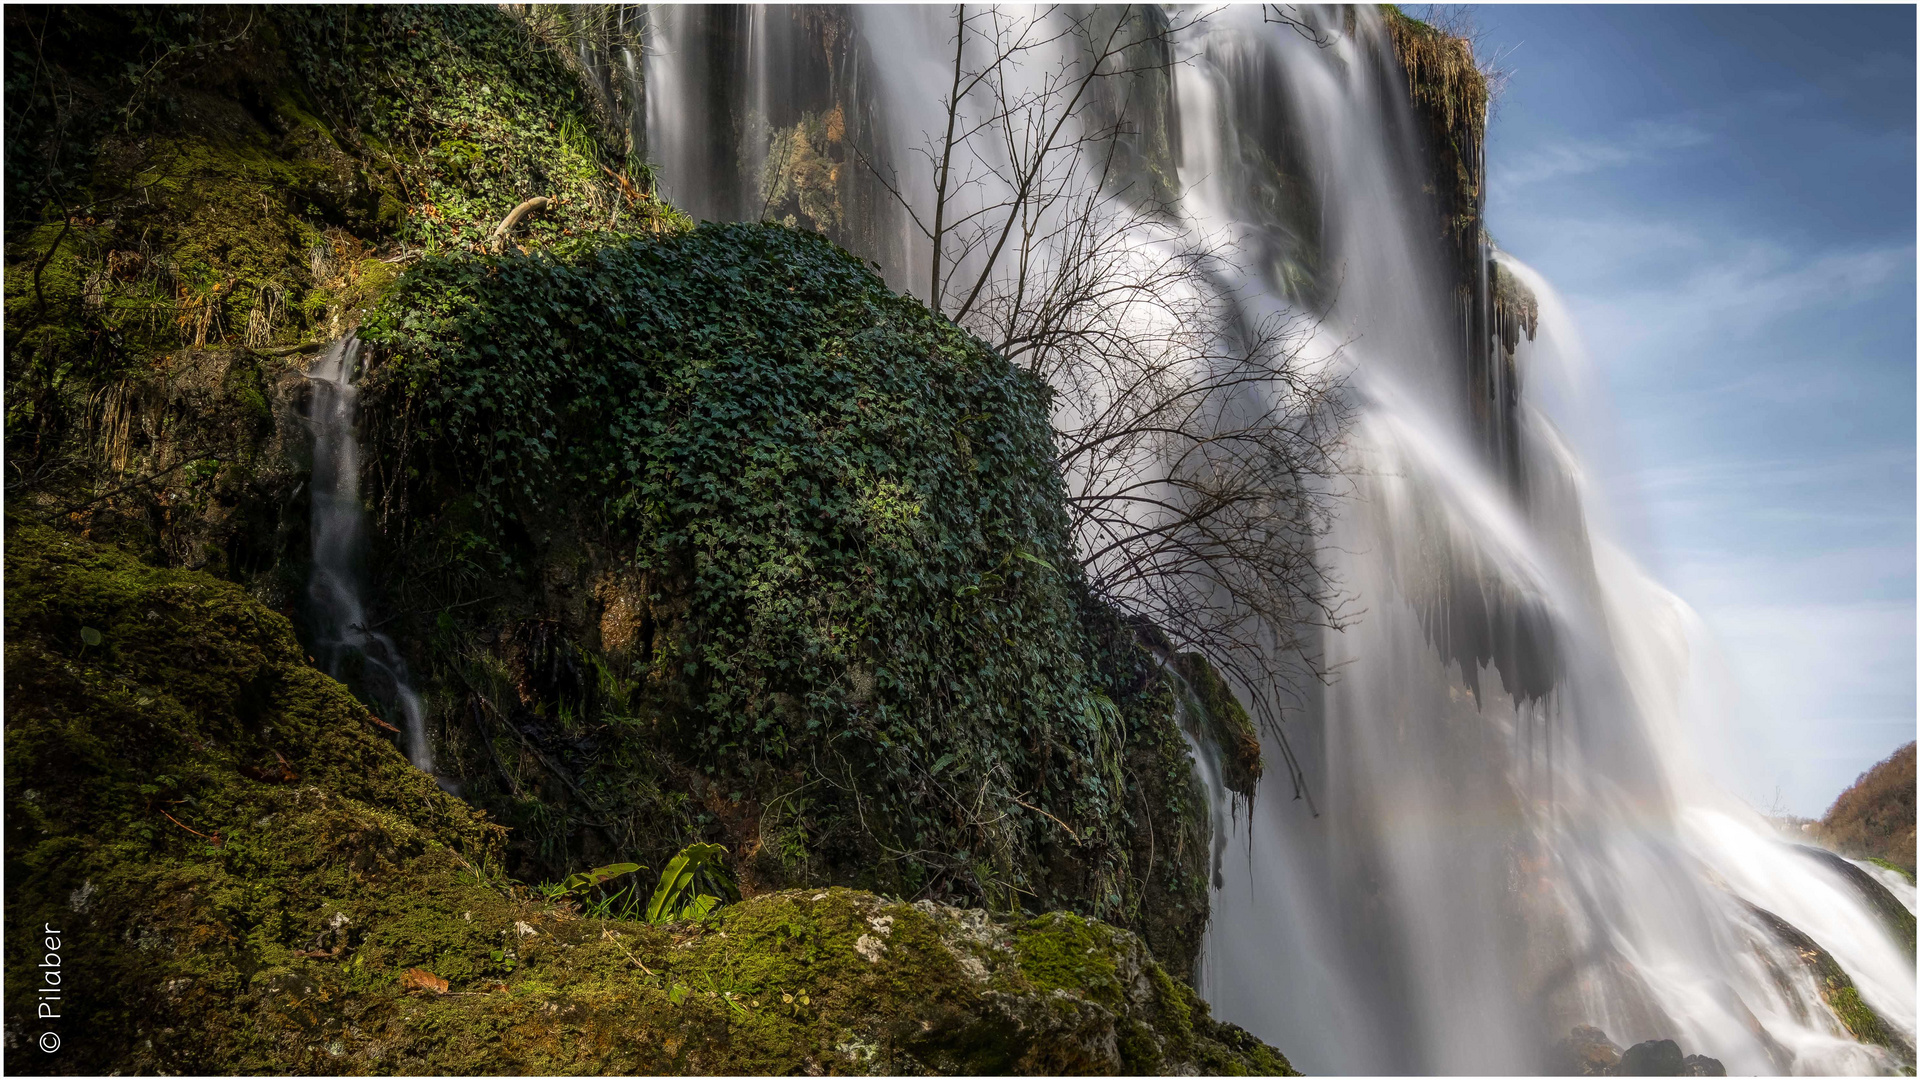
[2,524,1286,1075]
[355,222,1215,974]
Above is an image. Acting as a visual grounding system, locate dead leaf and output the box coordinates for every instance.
[401,968,449,994]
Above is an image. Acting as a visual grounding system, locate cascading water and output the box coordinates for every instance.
[304,334,440,785]
[589,5,1913,1072]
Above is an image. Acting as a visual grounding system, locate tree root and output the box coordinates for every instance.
[491,196,553,252]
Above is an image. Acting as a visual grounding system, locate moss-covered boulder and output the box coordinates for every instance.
[3,524,1285,1074]
[4,1,1224,991]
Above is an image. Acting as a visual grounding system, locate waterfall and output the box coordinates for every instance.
[585,6,1913,1072]
[304,334,441,785]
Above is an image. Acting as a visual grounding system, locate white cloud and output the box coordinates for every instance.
[1565,238,1914,369]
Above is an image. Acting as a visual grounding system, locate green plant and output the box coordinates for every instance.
[538,860,646,918]
[646,843,737,924]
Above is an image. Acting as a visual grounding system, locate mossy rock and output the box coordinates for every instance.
[4,4,688,585]
[1742,901,1914,1067]
[1173,652,1262,797]
[3,524,1287,1074]
[1791,844,1917,959]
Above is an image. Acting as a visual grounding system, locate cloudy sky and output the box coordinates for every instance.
[1466,5,1915,816]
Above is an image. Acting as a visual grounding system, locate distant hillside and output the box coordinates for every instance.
[1817,742,1916,878]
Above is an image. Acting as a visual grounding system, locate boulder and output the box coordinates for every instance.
[1681,1053,1727,1076]
[1551,1024,1622,1075]
[1617,1038,1684,1075]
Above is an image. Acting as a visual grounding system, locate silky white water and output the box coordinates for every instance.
[304,334,439,783]
[615,5,1915,1072]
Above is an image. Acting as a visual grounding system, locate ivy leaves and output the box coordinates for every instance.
[366,222,1133,907]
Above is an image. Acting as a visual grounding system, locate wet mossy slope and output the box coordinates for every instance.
[3,524,1290,1075]
[5,4,682,583]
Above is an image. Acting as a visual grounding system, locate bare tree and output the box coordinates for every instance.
[859,5,1352,806]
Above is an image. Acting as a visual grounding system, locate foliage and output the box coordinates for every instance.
[271,5,684,256]
[1818,741,1917,876]
[537,860,647,918]
[1,524,1288,1075]
[647,843,739,925]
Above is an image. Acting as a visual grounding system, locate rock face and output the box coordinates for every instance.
[1742,900,1914,1064]
[1550,1027,1723,1077]
[2,525,1288,1075]
[1681,1053,1728,1076]
[1171,651,1263,797]
[1554,1024,1623,1075]
[1790,843,1917,956]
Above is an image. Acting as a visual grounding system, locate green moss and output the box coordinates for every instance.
[5,4,685,566]
[4,524,1287,1074]
[1825,983,1890,1048]
[1015,912,1127,1009]
[1870,857,1916,885]
[1174,651,1263,797]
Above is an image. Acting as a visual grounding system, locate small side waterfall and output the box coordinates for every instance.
[304,334,439,782]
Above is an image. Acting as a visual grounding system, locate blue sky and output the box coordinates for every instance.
[1462,5,1915,816]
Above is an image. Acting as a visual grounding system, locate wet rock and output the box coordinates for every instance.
[1742,899,1913,1062]
[1553,1026,1729,1078]
[1617,1038,1683,1075]
[1790,843,1917,956]
[1171,651,1262,796]
[1551,1024,1622,1075]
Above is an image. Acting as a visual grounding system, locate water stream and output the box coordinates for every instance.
[566,6,1915,1071]
[304,334,440,784]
